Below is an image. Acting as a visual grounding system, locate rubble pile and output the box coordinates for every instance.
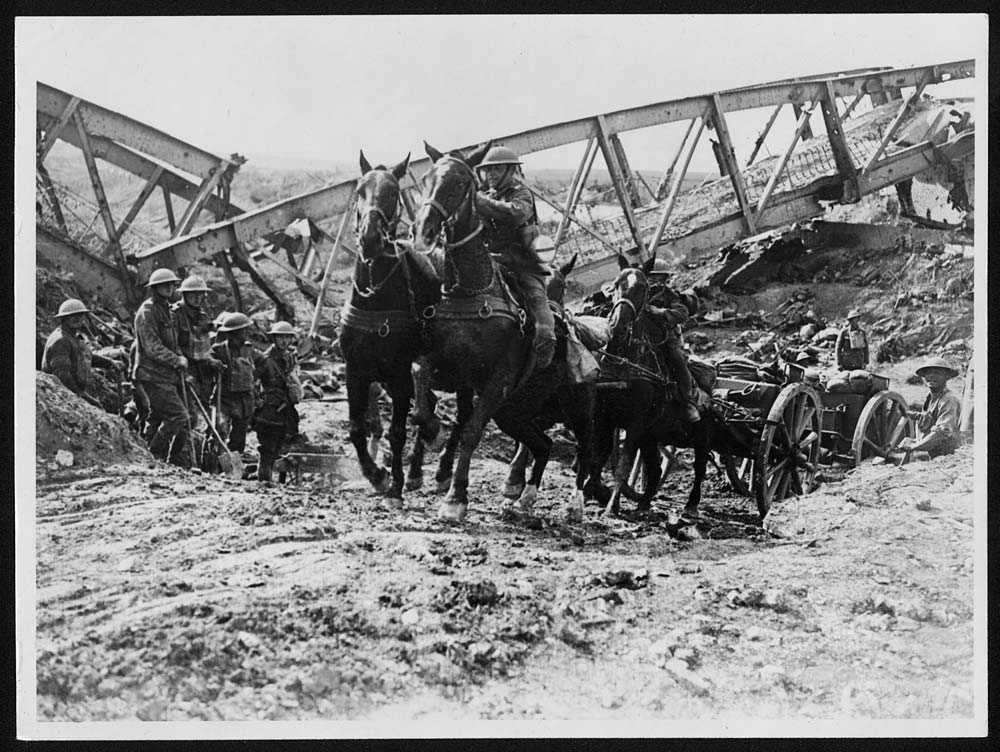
[35,372,151,472]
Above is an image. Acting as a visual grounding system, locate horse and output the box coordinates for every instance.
[410,141,584,522]
[502,253,595,506]
[338,151,442,502]
[584,256,752,519]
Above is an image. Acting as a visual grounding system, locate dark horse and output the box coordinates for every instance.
[585,256,751,519]
[411,141,584,522]
[503,253,595,509]
[338,151,441,502]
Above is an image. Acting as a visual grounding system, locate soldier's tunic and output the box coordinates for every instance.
[476,179,555,346]
[172,300,216,409]
[41,325,113,395]
[915,386,962,457]
[132,295,191,466]
[835,324,869,371]
[211,338,257,452]
[253,345,302,480]
[646,288,695,399]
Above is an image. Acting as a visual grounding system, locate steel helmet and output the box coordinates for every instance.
[179,275,210,293]
[846,308,862,319]
[54,298,91,318]
[145,268,181,287]
[269,321,298,336]
[478,145,522,169]
[915,356,958,379]
[218,312,253,332]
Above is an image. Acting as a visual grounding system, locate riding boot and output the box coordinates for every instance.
[682,398,701,423]
[522,273,556,369]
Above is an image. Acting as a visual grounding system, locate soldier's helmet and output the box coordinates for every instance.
[179,275,211,293]
[915,356,958,379]
[846,308,862,320]
[55,298,91,318]
[145,268,181,287]
[218,312,253,332]
[268,321,297,336]
[478,145,522,168]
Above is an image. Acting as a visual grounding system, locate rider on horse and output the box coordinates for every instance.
[474,145,557,369]
[646,281,702,423]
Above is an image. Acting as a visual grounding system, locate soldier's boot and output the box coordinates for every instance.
[148,430,171,463]
[682,399,701,423]
[533,331,556,370]
[258,453,275,482]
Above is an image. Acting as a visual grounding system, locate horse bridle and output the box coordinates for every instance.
[354,171,406,298]
[423,156,483,250]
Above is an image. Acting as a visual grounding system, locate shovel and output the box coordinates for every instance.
[184,381,244,480]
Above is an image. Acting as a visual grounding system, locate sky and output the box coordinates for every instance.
[16,14,986,174]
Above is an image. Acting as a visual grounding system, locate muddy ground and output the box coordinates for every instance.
[33,351,978,724]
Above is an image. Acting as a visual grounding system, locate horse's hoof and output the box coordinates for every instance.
[437,501,467,522]
[435,477,452,494]
[405,475,423,492]
[680,506,700,525]
[565,490,585,523]
[517,485,538,514]
[384,496,404,511]
[370,468,391,495]
[501,482,524,500]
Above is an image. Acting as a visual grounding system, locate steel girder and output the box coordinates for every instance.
[132,58,974,278]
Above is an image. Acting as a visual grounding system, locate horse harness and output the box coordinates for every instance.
[598,294,672,387]
[418,155,527,336]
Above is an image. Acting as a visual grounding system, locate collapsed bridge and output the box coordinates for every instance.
[36,59,975,322]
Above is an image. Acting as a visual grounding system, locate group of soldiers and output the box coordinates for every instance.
[41,268,304,482]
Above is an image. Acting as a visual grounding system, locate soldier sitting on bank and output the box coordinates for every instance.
[892,356,963,462]
[41,298,123,407]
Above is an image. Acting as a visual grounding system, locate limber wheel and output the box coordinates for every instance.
[622,445,675,502]
[722,454,754,497]
[754,383,822,520]
[852,390,913,466]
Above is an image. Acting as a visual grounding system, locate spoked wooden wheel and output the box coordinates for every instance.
[721,454,754,497]
[754,384,822,519]
[852,390,913,466]
[622,446,675,501]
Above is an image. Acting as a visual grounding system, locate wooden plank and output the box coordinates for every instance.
[595,114,646,257]
[648,117,706,254]
[820,80,861,203]
[710,93,756,235]
[308,199,355,339]
[37,95,80,163]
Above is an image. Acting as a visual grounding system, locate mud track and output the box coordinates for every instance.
[35,397,976,722]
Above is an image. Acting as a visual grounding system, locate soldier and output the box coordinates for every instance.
[646,285,701,422]
[895,356,963,461]
[172,275,224,411]
[474,145,556,369]
[132,268,192,468]
[835,308,869,371]
[41,298,122,406]
[253,321,303,482]
[211,312,257,453]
